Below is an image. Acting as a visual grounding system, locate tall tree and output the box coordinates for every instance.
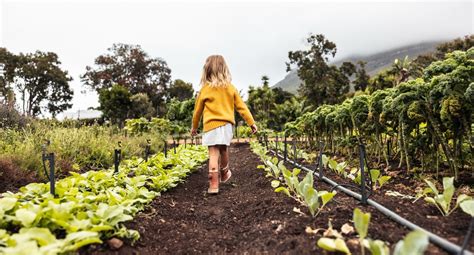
[98,84,132,125]
[168,79,194,101]
[0,48,20,107]
[272,87,293,104]
[353,61,370,91]
[286,34,353,107]
[261,75,270,86]
[14,51,73,117]
[81,43,172,115]
[129,93,156,119]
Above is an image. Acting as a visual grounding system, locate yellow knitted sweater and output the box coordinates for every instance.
[192,84,255,132]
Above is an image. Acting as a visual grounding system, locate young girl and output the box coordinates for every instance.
[191,55,257,194]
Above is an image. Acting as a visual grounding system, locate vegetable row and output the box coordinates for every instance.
[0,145,208,254]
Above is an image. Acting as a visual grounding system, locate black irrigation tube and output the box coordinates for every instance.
[268,148,473,255]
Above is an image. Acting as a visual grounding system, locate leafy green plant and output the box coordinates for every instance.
[353,208,371,255]
[350,169,391,190]
[393,230,429,255]
[317,208,428,255]
[327,158,348,177]
[317,237,351,254]
[416,177,471,216]
[251,141,336,217]
[460,199,474,217]
[0,144,207,253]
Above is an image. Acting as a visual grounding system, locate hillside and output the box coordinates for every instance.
[273,41,442,94]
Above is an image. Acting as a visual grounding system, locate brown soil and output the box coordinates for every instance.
[83,144,465,254]
[0,157,39,194]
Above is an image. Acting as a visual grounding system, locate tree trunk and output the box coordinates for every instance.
[425,109,458,180]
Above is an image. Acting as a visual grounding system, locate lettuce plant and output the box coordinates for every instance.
[0,144,208,254]
[417,177,472,216]
[251,141,336,217]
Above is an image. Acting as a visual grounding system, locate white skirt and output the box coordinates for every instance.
[202,123,234,146]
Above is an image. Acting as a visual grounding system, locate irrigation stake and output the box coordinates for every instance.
[264,134,268,150]
[114,141,122,174]
[49,152,55,196]
[318,140,325,180]
[275,134,279,152]
[292,138,297,165]
[41,140,55,196]
[387,139,391,160]
[164,139,168,158]
[173,138,177,154]
[145,139,151,162]
[283,132,287,162]
[359,142,368,204]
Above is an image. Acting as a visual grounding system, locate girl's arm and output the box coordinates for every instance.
[192,91,205,130]
[234,88,255,127]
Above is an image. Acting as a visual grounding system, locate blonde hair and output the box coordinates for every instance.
[200,55,232,87]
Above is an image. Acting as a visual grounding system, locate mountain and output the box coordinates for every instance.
[273,41,442,94]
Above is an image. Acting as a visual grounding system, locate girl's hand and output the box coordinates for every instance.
[191,128,198,136]
[250,124,258,134]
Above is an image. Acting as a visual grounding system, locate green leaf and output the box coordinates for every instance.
[321,154,329,167]
[353,208,370,239]
[274,187,291,197]
[12,227,57,246]
[271,180,280,188]
[0,197,18,211]
[456,194,471,207]
[378,176,391,188]
[442,177,455,210]
[424,179,439,195]
[367,239,390,255]
[292,168,301,177]
[328,159,338,171]
[460,199,474,217]
[15,209,37,227]
[370,169,381,184]
[393,230,429,255]
[63,231,102,251]
[317,237,351,254]
[319,191,336,206]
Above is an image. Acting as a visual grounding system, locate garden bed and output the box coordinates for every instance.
[84,143,457,254]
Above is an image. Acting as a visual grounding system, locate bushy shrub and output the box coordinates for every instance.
[0,121,165,179]
[0,104,29,128]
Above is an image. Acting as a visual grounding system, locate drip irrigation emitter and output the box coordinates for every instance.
[114,141,122,174]
[41,140,55,196]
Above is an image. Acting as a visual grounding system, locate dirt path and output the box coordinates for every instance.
[85,143,451,254]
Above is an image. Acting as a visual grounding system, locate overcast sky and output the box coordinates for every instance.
[1,0,472,117]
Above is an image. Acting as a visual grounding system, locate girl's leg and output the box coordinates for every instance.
[219,145,229,169]
[208,146,220,193]
[219,145,232,183]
